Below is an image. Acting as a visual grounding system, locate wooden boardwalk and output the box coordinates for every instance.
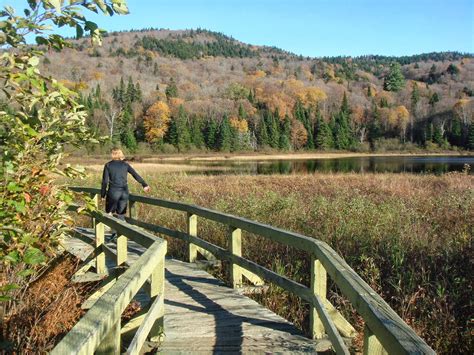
[64,228,333,354]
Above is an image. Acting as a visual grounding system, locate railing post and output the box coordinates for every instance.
[363,324,387,355]
[148,249,165,342]
[95,220,106,274]
[96,319,120,355]
[116,234,127,266]
[129,200,136,219]
[228,226,242,288]
[187,213,197,263]
[310,256,327,339]
[92,193,100,228]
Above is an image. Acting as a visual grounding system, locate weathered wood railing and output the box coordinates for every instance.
[52,206,167,355]
[69,187,434,354]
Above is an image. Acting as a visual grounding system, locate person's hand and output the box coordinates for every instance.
[143,186,151,193]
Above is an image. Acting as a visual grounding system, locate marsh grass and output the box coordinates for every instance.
[73,172,473,353]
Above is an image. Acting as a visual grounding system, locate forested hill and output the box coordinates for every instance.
[40,28,474,152]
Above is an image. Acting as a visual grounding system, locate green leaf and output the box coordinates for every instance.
[23,247,46,265]
[5,251,20,263]
[0,296,12,302]
[27,0,37,10]
[95,0,108,14]
[84,20,98,31]
[75,24,83,39]
[49,0,62,13]
[28,56,39,67]
[7,181,22,192]
[0,284,20,292]
[14,201,26,213]
[35,36,49,45]
[112,0,129,15]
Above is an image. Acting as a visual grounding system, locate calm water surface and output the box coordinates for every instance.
[172,155,474,175]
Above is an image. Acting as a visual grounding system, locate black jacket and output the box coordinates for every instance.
[101,160,148,198]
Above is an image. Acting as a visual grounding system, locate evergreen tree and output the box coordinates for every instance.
[247,89,254,104]
[450,118,462,146]
[126,76,136,103]
[218,114,232,151]
[238,103,247,119]
[383,62,405,92]
[433,125,443,145]
[332,93,353,149]
[175,106,191,151]
[467,124,474,150]
[119,105,137,151]
[410,82,420,142]
[340,91,350,115]
[166,117,178,146]
[279,115,291,150]
[368,105,381,149]
[429,92,440,108]
[257,115,269,147]
[268,112,280,148]
[165,77,178,99]
[189,116,205,149]
[204,118,218,150]
[135,82,142,102]
[446,64,460,76]
[315,110,333,150]
[425,122,433,143]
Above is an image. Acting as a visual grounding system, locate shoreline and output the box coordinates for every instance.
[66,151,474,164]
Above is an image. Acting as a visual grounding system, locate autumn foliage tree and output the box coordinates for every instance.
[143,101,171,145]
[0,0,129,348]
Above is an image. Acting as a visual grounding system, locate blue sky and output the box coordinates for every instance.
[3,0,473,57]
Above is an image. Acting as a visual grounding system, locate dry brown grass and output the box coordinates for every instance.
[74,171,473,353]
[3,254,97,353]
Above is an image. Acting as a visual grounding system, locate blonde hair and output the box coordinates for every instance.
[111,148,125,160]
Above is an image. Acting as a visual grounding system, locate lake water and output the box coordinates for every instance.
[174,155,474,175]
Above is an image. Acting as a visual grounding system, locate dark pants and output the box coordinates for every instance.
[106,187,129,215]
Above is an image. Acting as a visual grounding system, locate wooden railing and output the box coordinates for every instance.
[68,187,435,354]
[52,207,167,355]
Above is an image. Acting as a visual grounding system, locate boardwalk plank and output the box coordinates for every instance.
[64,231,334,354]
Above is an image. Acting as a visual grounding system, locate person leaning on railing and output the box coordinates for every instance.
[101,148,150,224]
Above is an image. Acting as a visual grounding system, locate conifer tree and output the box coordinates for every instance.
[126,76,135,103]
[257,116,269,147]
[205,118,218,150]
[315,110,333,150]
[268,112,280,148]
[467,124,474,150]
[368,105,381,149]
[175,106,191,151]
[279,115,291,150]
[433,125,443,145]
[332,93,353,149]
[450,118,462,146]
[238,103,247,119]
[218,114,232,151]
[166,77,178,99]
[189,116,205,149]
[383,62,405,92]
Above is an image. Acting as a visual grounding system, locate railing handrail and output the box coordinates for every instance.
[69,186,434,354]
[54,207,167,354]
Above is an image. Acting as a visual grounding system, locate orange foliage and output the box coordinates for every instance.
[92,71,104,80]
[376,91,394,106]
[352,105,366,125]
[297,87,327,106]
[290,120,308,149]
[143,101,171,143]
[229,117,248,133]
